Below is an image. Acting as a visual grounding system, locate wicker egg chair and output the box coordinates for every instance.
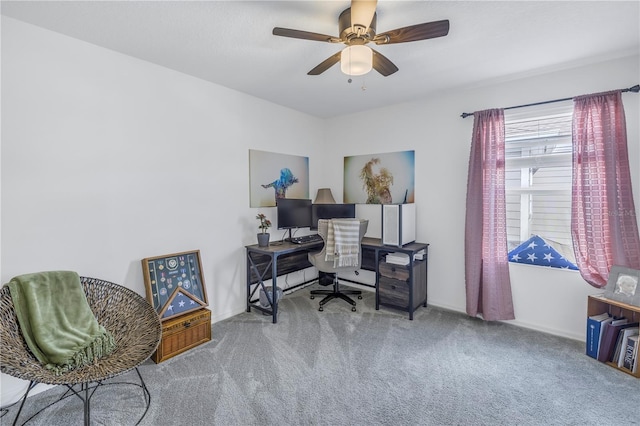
[0,276,162,425]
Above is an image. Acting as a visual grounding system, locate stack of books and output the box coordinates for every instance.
[386,252,410,265]
[587,312,639,374]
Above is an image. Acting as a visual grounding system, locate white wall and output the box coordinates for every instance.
[323,54,640,341]
[1,16,325,307]
[0,17,326,404]
[1,16,639,404]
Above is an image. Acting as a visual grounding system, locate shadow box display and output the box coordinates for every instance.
[142,250,209,320]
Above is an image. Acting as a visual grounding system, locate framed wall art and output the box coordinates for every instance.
[343,150,415,204]
[249,149,309,207]
[141,250,209,320]
[604,265,640,307]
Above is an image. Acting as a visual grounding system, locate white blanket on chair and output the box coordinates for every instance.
[325,219,360,268]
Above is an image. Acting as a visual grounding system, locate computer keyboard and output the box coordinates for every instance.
[290,234,323,245]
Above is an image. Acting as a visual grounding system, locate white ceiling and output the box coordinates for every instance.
[2,1,639,118]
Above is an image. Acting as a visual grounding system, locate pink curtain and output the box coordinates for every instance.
[465,109,515,321]
[572,90,640,287]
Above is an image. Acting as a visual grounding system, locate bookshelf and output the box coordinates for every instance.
[587,294,640,378]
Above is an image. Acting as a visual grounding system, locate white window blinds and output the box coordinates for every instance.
[504,102,574,253]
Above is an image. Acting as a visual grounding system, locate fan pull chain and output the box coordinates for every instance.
[346,75,367,91]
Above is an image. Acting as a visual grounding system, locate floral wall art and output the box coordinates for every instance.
[249,149,309,207]
[343,150,415,204]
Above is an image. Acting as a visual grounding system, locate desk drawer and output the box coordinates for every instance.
[379,276,410,308]
[378,260,427,311]
[152,308,211,363]
[379,261,410,280]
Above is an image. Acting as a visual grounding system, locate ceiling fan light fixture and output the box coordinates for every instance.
[340,45,372,76]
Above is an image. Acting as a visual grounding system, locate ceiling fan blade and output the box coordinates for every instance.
[373,19,450,44]
[350,0,378,32]
[307,51,342,75]
[371,49,398,77]
[273,27,340,43]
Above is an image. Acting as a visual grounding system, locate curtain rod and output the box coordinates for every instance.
[460,84,640,118]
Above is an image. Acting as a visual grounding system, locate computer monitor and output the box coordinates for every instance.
[310,204,356,230]
[276,198,312,230]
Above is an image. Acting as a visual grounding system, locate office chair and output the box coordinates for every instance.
[308,218,368,312]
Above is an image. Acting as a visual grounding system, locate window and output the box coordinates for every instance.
[504,102,576,263]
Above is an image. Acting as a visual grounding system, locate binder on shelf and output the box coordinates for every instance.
[617,327,639,368]
[597,316,614,360]
[634,339,640,374]
[598,319,632,362]
[622,335,639,371]
[586,312,611,359]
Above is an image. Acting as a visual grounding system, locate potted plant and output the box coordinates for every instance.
[256,213,271,247]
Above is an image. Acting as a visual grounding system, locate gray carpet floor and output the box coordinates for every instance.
[3,284,639,425]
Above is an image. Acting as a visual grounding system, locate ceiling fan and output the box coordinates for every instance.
[272,0,449,77]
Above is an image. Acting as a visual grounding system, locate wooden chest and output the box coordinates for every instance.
[152,308,211,363]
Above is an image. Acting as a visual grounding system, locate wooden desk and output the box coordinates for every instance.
[245,238,429,323]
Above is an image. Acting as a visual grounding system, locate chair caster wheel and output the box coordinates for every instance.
[351,307,356,312]
[310,295,315,299]
[357,295,363,299]
[319,306,324,312]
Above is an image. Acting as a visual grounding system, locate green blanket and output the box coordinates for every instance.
[6,271,115,375]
